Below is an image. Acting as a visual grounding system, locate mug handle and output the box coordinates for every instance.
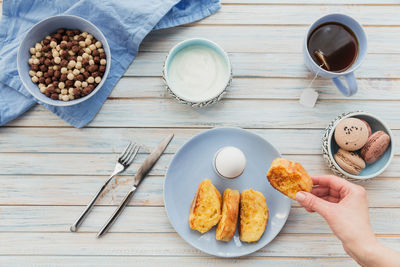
[332,72,358,97]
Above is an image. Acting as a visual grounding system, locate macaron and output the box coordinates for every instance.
[334,118,369,151]
[359,119,372,137]
[361,131,391,164]
[334,148,366,175]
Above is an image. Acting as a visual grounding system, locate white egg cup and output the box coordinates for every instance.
[213,146,246,179]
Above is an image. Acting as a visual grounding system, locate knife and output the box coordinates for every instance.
[96,133,174,238]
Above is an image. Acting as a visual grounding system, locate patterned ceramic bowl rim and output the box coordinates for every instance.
[162,38,232,108]
[322,111,394,181]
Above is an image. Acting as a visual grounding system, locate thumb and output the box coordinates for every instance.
[295,191,332,218]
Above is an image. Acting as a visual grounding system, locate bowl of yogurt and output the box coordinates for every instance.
[163,38,231,107]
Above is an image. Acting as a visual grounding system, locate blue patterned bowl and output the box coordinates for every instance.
[322,111,394,180]
[17,15,111,106]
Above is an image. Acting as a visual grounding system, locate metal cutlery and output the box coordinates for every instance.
[70,142,140,232]
[96,133,174,238]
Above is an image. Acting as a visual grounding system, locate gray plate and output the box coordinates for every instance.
[164,127,291,257]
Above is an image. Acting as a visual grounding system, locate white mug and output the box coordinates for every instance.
[303,14,367,97]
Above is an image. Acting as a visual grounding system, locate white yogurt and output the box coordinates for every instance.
[167,44,229,102]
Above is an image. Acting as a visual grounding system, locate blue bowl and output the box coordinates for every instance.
[322,112,394,180]
[17,15,111,106]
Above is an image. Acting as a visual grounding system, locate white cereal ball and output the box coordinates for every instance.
[58,82,65,89]
[61,67,68,74]
[30,47,36,54]
[84,48,91,54]
[68,88,75,95]
[81,32,88,38]
[68,60,76,69]
[67,73,75,80]
[79,41,86,48]
[73,35,79,40]
[62,95,70,101]
[87,34,93,40]
[95,76,101,83]
[58,94,63,100]
[74,80,82,88]
[61,40,67,44]
[89,59,94,66]
[39,86,46,93]
[75,61,82,69]
[85,38,91,46]
[87,76,95,84]
[46,35,51,40]
[36,71,43,78]
[53,65,59,71]
[35,52,41,58]
[82,53,89,59]
[61,89,68,95]
[50,41,57,48]
[38,83,45,89]
[53,51,59,58]
[69,94,74,100]
[77,56,83,62]
[68,50,75,56]
[28,58,34,65]
[80,67,85,73]
[54,57,61,64]
[35,43,42,51]
[100,59,107,65]
[89,44,96,51]
[95,41,102,48]
[29,70,36,77]
[32,76,39,83]
[56,45,61,51]
[33,58,40,65]
[89,55,93,60]
[72,69,80,76]
[82,81,88,88]
[98,48,104,53]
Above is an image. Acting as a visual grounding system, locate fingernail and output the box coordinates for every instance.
[295,192,306,201]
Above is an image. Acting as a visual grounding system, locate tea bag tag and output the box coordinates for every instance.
[299,88,319,108]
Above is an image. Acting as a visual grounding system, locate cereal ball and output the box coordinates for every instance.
[60,43,67,50]
[72,46,80,53]
[87,65,98,73]
[54,70,61,79]
[61,67,68,74]
[76,74,84,81]
[88,44,96,51]
[87,34,93,40]
[38,77,46,84]
[53,65,59,71]
[40,87,46,93]
[83,71,90,79]
[73,35,79,41]
[92,50,100,57]
[61,89,68,95]
[69,94,74,100]
[45,78,52,85]
[98,48,104,53]
[67,73,74,80]
[95,76,101,83]
[95,41,102,48]
[82,53,90,60]
[81,32,88,38]
[81,81,88,88]
[84,38,91,46]
[30,47,36,54]
[47,86,56,94]
[60,74,67,82]
[32,76,39,83]
[89,59,94,66]
[29,70,36,77]
[36,71,43,78]
[76,56,83,62]
[52,51,59,58]
[75,61,82,70]
[58,94,63,100]
[50,41,57,48]
[92,72,99,78]
[87,76,95,84]
[56,45,61,52]
[58,82,65,89]
[28,58,34,65]
[35,43,42,51]
[74,80,82,88]
[51,93,59,100]
[65,80,73,87]
[72,69,80,76]
[48,69,54,77]
[56,88,61,93]
[38,83,46,89]
[93,56,100,64]
[52,81,58,88]
[79,41,86,48]
[54,57,61,64]
[60,59,68,67]
[62,95,70,101]
[100,59,107,65]
[80,68,86,73]
[31,64,39,72]
[68,88,75,95]
[40,65,47,73]
[35,52,41,58]
[68,60,76,69]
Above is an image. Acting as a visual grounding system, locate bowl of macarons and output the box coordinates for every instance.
[322,111,394,180]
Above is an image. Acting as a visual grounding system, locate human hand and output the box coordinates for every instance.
[295,175,377,263]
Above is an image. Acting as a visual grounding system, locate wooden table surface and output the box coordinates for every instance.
[1,1,400,266]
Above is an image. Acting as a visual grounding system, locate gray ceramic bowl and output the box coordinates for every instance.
[17,15,111,106]
[322,111,394,180]
[162,38,232,107]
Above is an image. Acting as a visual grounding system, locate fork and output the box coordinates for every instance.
[70,142,140,232]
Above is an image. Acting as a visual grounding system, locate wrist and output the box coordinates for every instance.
[343,235,379,265]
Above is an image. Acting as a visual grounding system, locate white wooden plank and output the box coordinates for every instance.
[0,232,399,257]
[197,5,400,26]
[6,99,400,129]
[126,52,400,79]
[143,26,400,54]
[0,175,399,207]
[0,256,358,267]
[1,206,399,235]
[1,153,399,177]
[113,77,400,101]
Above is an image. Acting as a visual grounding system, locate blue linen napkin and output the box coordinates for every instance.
[0,0,220,127]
